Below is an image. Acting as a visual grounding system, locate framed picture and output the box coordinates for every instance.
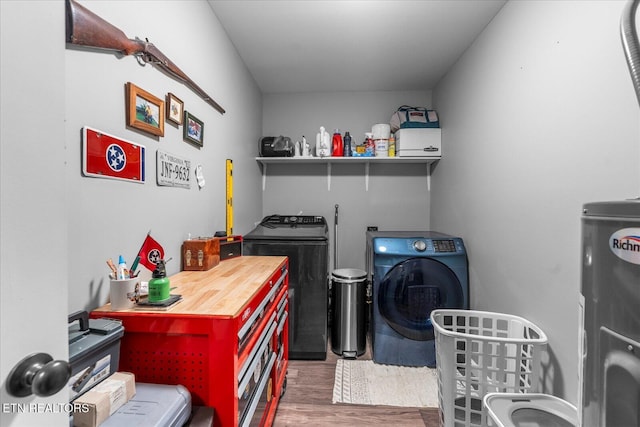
[126,82,164,137]
[183,111,204,147]
[166,92,184,125]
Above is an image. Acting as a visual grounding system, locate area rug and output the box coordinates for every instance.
[332,359,439,408]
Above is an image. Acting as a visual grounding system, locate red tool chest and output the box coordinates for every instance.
[91,255,289,427]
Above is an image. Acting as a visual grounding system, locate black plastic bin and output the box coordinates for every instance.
[330,268,367,358]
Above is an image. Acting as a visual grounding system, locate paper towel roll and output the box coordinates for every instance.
[372,123,391,139]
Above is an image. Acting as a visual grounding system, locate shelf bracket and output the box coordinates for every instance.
[365,162,370,191]
[426,162,431,191]
[327,162,332,191]
[262,162,267,191]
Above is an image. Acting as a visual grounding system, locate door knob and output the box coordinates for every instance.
[6,353,71,397]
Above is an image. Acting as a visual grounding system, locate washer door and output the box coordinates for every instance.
[378,257,464,341]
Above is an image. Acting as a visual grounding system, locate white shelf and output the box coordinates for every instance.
[256,156,439,165]
[256,156,440,191]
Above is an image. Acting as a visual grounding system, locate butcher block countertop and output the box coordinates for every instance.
[93,255,287,317]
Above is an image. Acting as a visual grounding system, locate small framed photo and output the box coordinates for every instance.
[126,82,164,137]
[166,92,184,126]
[183,111,204,147]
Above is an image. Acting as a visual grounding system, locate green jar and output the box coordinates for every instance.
[148,260,170,302]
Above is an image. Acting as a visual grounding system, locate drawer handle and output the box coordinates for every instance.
[238,319,277,394]
[237,270,288,342]
[239,352,276,427]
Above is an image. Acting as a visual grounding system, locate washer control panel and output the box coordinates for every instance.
[410,239,460,253]
[262,215,326,226]
[373,235,465,256]
[434,239,457,253]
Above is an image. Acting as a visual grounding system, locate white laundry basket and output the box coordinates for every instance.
[430,309,548,427]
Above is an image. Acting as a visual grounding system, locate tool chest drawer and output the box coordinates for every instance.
[91,255,289,427]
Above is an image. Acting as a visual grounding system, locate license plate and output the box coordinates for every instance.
[157,150,191,189]
[83,127,145,183]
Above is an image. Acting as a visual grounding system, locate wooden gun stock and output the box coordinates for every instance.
[65,0,225,114]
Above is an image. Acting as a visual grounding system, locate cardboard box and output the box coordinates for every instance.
[395,128,442,157]
[73,372,135,427]
[182,238,220,271]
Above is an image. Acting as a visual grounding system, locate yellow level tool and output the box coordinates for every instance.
[226,159,233,237]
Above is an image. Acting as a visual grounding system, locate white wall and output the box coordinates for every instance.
[262,90,433,270]
[1,1,69,425]
[64,0,263,313]
[432,0,640,404]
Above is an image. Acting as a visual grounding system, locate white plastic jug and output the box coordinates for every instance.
[316,126,331,157]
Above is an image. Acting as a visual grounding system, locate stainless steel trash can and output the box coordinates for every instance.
[331,268,367,358]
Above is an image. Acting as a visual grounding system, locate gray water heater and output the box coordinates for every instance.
[580,198,640,426]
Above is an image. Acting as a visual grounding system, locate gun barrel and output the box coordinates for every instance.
[145,44,226,114]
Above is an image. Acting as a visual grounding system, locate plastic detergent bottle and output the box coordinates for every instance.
[332,129,343,157]
[316,126,331,157]
[343,131,352,157]
[364,132,375,157]
[148,259,170,302]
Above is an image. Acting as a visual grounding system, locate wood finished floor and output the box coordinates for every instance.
[272,338,440,426]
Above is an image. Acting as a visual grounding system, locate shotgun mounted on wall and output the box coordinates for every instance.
[65,0,225,115]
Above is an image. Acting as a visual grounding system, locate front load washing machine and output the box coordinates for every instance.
[370,231,468,367]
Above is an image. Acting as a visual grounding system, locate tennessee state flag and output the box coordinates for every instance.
[83,127,145,183]
[136,232,165,272]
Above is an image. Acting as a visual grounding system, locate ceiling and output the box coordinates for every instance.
[208,0,507,94]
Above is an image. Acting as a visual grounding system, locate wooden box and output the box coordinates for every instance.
[217,235,243,261]
[182,238,220,271]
